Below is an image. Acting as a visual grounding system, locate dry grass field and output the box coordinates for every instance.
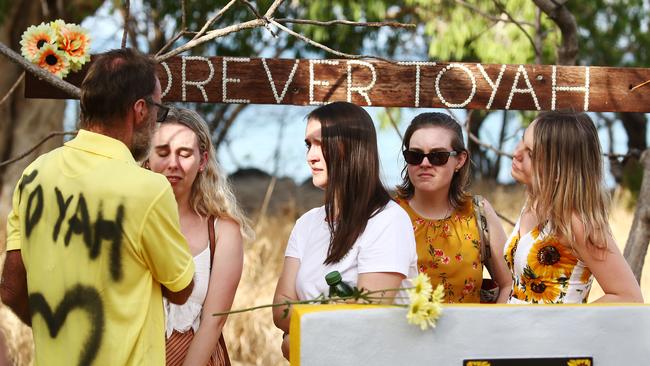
[0,183,647,366]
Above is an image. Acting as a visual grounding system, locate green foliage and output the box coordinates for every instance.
[405,0,559,64]
[568,0,650,67]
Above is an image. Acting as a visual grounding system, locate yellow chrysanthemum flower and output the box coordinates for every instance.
[431,283,444,304]
[35,43,70,78]
[20,23,56,62]
[406,283,444,330]
[408,273,433,298]
[407,295,433,330]
[57,23,91,71]
[527,237,578,280]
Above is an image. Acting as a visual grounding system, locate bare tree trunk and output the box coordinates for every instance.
[532,0,578,66]
[623,150,650,282]
[0,1,66,244]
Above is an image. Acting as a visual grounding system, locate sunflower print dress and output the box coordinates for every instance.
[504,216,593,304]
[396,198,483,303]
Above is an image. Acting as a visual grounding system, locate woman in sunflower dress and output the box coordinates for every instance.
[506,111,642,304]
[395,113,512,303]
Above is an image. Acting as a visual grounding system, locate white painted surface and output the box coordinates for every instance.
[299,305,650,365]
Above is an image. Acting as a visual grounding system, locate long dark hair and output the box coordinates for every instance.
[395,112,471,209]
[307,102,391,264]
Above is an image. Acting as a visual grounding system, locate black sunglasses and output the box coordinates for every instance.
[403,150,459,166]
[144,97,170,122]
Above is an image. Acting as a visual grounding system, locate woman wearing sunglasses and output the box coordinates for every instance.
[146,108,254,365]
[273,102,418,358]
[506,111,642,304]
[395,112,512,303]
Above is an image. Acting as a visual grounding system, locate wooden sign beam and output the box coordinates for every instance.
[25,56,650,112]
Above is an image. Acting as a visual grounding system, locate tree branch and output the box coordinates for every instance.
[181,0,187,31]
[0,42,80,98]
[275,18,416,29]
[384,108,403,141]
[191,0,238,41]
[0,131,78,168]
[532,0,578,65]
[121,0,130,48]
[454,0,535,27]
[0,72,25,106]
[453,109,513,159]
[269,19,395,63]
[156,18,265,61]
[467,129,513,159]
[263,0,286,18]
[239,0,278,38]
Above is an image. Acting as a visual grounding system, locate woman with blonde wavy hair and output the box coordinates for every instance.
[147,107,253,365]
[506,110,642,304]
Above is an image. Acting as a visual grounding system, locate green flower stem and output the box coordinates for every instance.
[212,286,415,317]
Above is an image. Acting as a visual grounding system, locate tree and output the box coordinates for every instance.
[0,0,103,243]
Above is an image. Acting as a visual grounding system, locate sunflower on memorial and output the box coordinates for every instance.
[20,20,91,78]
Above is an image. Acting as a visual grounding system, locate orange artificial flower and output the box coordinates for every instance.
[36,43,70,78]
[57,23,91,71]
[20,23,56,62]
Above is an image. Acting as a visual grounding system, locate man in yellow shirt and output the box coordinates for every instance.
[1,48,195,365]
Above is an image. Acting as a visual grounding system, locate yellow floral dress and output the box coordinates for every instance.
[396,198,483,303]
[504,217,593,304]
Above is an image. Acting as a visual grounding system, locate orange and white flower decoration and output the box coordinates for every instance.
[20,20,91,78]
[35,43,70,78]
[57,23,91,71]
[20,23,56,62]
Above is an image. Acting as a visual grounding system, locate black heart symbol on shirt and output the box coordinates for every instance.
[29,285,104,366]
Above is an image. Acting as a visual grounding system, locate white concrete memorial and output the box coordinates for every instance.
[289,304,650,366]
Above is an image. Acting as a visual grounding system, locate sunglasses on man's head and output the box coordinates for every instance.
[144,97,170,122]
[403,150,459,166]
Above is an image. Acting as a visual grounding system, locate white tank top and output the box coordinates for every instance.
[164,226,214,337]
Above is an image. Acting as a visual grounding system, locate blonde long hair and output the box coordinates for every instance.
[164,107,254,241]
[529,111,609,252]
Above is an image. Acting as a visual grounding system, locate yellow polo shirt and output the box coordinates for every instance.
[6,129,195,365]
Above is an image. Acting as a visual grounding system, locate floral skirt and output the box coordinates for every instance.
[166,329,230,366]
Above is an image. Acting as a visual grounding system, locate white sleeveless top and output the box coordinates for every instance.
[164,228,214,337]
[504,216,593,304]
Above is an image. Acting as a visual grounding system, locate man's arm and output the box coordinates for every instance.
[162,278,194,305]
[0,250,31,325]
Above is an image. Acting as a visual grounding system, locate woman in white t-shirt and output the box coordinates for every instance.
[273,102,418,358]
